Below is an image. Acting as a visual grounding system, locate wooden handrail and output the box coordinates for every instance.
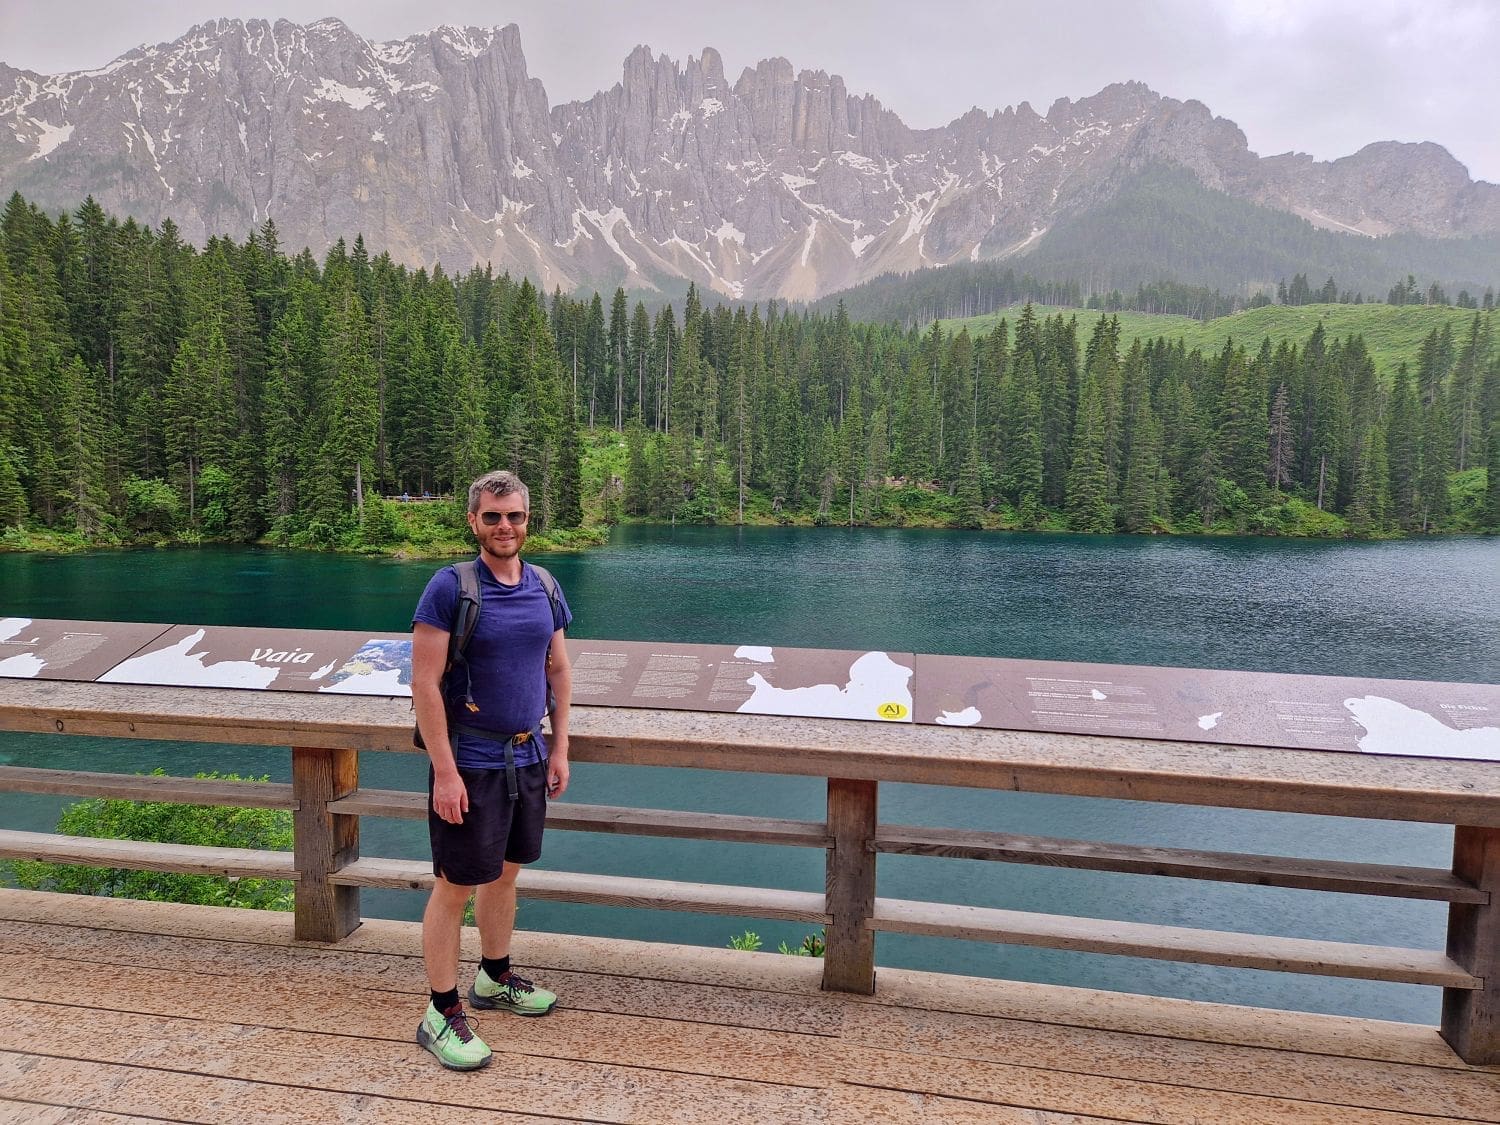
[874,824,1489,902]
[4,681,1498,823]
[327,788,832,846]
[0,765,297,809]
[0,828,298,881]
[1,678,1496,1065]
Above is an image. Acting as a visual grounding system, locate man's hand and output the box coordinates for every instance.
[432,771,469,824]
[547,735,570,799]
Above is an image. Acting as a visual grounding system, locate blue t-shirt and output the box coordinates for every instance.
[412,559,572,769]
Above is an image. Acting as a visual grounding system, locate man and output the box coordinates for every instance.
[410,469,573,1071]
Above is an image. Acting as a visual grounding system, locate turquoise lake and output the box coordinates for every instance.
[2,526,1497,1023]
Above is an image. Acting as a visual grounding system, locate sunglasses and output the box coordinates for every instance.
[478,511,528,527]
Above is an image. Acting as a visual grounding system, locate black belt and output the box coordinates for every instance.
[451,721,545,800]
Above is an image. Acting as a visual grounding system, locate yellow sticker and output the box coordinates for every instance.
[876,702,909,721]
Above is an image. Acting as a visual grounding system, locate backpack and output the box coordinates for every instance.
[413,558,561,749]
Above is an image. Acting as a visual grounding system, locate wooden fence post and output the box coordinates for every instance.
[1441,824,1499,1064]
[822,777,877,994]
[292,746,360,942]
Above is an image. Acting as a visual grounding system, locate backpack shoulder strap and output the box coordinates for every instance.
[528,563,561,628]
[448,559,483,668]
[526,562,563,719]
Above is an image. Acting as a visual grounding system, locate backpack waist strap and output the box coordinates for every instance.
[450,720,546,801]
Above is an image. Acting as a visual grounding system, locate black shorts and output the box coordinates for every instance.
[428,762,548,886]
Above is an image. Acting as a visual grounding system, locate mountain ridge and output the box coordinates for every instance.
[3,16,1497,300]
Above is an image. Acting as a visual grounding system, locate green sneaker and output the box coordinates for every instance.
[469,966,558,1016]
[416,1002,492,1071]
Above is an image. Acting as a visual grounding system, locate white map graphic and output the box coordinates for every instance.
[1344,696,1500,760]
[734,645,775,663]
[320,668,409,694]
[0,618,44,677]
[1198,712,1223,731]
[318,639,413,696]
[936,706,982,726]
[739,650,913,721]
[99,629,281,688]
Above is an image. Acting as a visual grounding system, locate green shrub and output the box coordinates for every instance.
[726,928,825,956]
[358,493,399,546]
[10,770,294,910]
[122,477,182,536]
[1448,468,1489,531]
[778,930,826,957]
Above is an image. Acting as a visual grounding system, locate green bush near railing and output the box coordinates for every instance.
[8,769,294,910]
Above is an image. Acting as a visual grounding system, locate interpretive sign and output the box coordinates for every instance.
[913,654,1500,761]
[2,617,1496,762]
[568,640,915,722]
[96,625,413,695]
[0,617,172,681]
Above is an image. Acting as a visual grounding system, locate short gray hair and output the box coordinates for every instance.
[467,470,530,514]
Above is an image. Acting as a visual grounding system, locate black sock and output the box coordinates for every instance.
[430,987,460,1013]
[480,955,511,981]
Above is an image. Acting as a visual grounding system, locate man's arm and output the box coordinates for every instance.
[413,621,467,823]
[545,629,572,799]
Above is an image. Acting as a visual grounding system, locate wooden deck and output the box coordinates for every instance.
[0,890,1496,1124]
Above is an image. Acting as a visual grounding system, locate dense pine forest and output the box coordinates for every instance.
[0,193,1496,551]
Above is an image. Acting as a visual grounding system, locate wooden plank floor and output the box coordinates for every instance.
[0,889,1495,1124]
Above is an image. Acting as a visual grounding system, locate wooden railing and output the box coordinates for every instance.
[1,677,1496,1064]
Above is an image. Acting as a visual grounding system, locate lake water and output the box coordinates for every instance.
[3,527,1497,1022]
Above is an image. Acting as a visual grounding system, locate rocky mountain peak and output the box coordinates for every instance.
[2,17,1495,300]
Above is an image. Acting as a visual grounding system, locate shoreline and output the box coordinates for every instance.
[5,518,1490,558]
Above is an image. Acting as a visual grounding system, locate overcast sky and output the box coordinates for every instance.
[4,0,1497,184]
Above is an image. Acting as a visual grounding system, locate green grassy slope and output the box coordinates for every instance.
[939,303,1494,378]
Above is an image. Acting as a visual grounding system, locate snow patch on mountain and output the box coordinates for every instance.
[26,120,73,160]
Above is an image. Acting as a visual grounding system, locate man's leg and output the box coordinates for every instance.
[416,878,492,1070]
[472,862,520,961]
[470,861,557,1015]
[423,875,473,992]
[469,761,559,1016]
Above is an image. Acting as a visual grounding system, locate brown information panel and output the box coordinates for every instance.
[913,654,1500,761]
[566,639,916,722]
[93,624,413,696]
[4,618,1497,761]
[0,617,172,681]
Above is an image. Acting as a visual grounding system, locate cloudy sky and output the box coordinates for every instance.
[4,0,1498,183]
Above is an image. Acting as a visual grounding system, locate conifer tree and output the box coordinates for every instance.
[583,291,607,428]
[1482,423,1500,532]
[1417,390,1453,532]
[608,288,629,429]
[623,419,648,516]
[1216,348,1267,500]
[162,320,235,522]
[50,354,110,535]
[555,403,584,529]
[0,445,25,528]
[1121,395,1160,533]
[957,442,984,529]
[629,301,651,422]
[1385,364,1421,529]
[314,273,379,523]
[1347,425,1389,536]
[1066,373,1113,533]
[261,302,313,525]
[447,334,490,489]
[838,376,867,524]
[1000,352,1043,511]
